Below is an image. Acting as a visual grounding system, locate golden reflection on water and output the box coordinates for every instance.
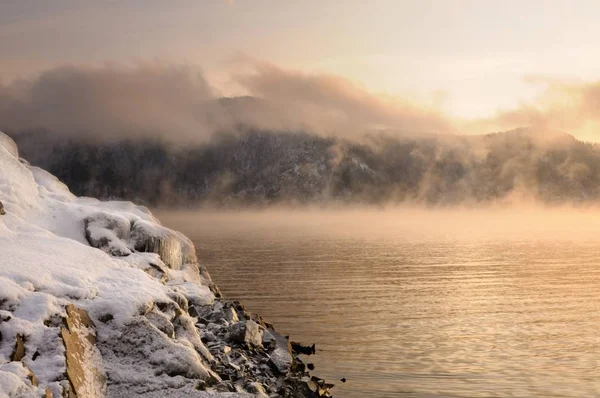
[157,208,600,397]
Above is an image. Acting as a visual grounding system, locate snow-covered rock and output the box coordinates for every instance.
[84,212,133,257]
[129,219,198,270]
[0,130,334,398]
[0,131,221,397]
[0,132,18,160]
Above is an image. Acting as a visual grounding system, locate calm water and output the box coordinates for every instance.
[158,209,600,398]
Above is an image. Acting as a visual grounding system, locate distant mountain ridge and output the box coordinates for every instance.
[10,127,600,206]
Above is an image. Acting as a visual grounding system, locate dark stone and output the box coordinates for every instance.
[232,301,246,311]
[83,212,132,257]
[291,342,316,355]
[311,376,325,387]
[296,379,319,398]
[195,380,206,390]
[268,347,292,374]
[290,358,306,373]
[205,374,219,387]
[188,305,201,318]
[262,330,276,349]
[192,302,240,324]
[341,377,347,383]
[43,314,64,328]
[98,313,114,323]
[307,363,315,370]
[269,329,292,354]
[0,200,5,215]
[228,320,263,347]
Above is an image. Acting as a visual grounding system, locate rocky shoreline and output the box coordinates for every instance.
[190,272,335,397]
[0,130,335,397]
[84,209,336,397]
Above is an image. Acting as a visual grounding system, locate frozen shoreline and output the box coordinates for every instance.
[0,131,332,398]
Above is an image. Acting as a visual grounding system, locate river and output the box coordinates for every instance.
[157,208,600,397]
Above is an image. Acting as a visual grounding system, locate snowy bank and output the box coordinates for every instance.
[0,132,333,398]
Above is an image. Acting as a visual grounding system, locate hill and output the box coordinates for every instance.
[10,127,599,206]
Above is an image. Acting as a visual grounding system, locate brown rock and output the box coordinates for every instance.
[61,304,106,397]
[10,334,25,361]
[61,382,75,398]
[26,366,38,386]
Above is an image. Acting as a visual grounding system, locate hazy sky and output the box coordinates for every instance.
[2,0,600,120]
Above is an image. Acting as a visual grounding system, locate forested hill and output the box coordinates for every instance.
[10,128,600,206]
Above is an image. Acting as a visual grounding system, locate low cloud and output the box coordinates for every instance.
[0,63,223,142]
[6,61,600,144]
[468,78,600,141]
[0,60,456,143]
[230,59,455,136]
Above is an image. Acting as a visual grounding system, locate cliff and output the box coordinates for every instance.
[0,131,331,398]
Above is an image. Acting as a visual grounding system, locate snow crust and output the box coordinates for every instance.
[0,132,228,397]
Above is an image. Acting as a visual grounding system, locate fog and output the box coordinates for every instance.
[5,61,600,144]
[470,77,600,141]
[13,126,600,207]
[6,61,600,207]
[156,205,600,243]
[0,60,455,143]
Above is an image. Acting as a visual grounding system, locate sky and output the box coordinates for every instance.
[3,0,600,138]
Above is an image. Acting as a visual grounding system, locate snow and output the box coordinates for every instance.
[0,362,33,398]
[0,131,223,396]
[0,133,18,160]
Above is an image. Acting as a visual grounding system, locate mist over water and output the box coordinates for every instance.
[14,126,600,208]
[158,207,600,397]
[10,3,600,397]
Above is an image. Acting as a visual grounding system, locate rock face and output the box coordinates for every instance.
[192,302,333,397]
[84,212,132,257]
[0,131,334,398]
[228,320,263,348]
[129,219,197,270]
[10,334,25,362]
[60,304,107,397]
[83,211,200,270]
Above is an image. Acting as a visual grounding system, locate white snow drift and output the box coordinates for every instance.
[0,132,235,397]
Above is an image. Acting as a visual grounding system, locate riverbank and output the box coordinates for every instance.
[0,131,333,397]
